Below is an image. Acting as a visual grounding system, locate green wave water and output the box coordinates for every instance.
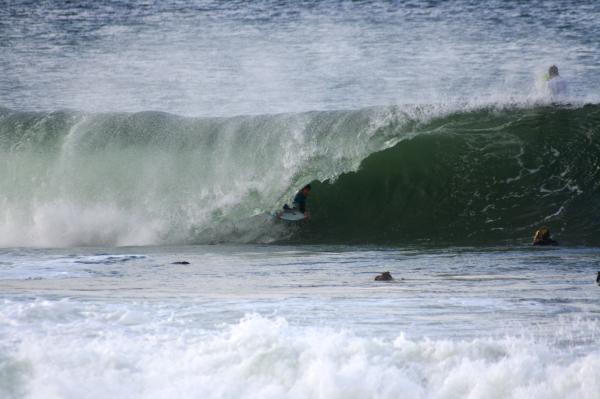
[1,104,599,247]
[0,105,412,246]
[304,104,600,245]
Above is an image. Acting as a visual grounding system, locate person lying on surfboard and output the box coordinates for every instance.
[282,184,311,219]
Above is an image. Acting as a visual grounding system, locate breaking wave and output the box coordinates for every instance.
[1,103,599,247]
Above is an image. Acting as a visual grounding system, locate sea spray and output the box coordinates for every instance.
[0,105,434,247]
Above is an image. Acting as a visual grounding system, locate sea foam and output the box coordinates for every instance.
[1,305,599,399]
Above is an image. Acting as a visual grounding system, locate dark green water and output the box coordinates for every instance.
[305,105,600,245]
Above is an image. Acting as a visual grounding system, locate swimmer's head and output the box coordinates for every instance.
[548,65,559,78]
[534,227,550,241]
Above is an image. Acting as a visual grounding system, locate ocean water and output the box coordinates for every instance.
[2,1,600,398]
[1,245,600,398]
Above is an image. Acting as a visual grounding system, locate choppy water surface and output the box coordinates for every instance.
[1,245,599,398]
[2,0,600,115]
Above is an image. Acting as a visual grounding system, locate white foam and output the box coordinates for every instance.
[1,308,599,399]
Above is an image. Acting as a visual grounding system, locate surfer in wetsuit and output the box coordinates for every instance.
[293,184,311,217]
[281,184,311,220]
[532,227,558,246]
[545,65,567,100]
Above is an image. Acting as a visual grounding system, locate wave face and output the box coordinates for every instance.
[305,104,600,245]
[1,104,599,247]
[0,105,417,246]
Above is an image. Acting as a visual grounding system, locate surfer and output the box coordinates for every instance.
[293,184,311,218]
[545,65,567,99]
[277,184,310,222]
[281,184,311,220]
[375,272,393,281]
[532,227,558,246]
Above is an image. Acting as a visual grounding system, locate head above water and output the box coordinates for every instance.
[548,65,559,78]
[302,184,311,195]
[534,227,550,241]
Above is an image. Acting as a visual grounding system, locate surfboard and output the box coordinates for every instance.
[276,209,306,221]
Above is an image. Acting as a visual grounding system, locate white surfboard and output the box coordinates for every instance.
[276,209,306,221]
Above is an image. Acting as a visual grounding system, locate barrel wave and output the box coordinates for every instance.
[1,104,599,247]
[307,104,600,245]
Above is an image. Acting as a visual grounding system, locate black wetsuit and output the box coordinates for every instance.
[293,191,308,213]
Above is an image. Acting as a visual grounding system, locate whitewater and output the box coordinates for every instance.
[2,1,600,398]
[2,245,600,399]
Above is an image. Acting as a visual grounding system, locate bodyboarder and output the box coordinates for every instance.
[282,184,311,220]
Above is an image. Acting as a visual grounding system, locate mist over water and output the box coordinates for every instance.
[2,0,600,115]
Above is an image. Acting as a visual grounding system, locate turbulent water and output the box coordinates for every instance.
[2,245,600,399]
[2,1,600,398]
